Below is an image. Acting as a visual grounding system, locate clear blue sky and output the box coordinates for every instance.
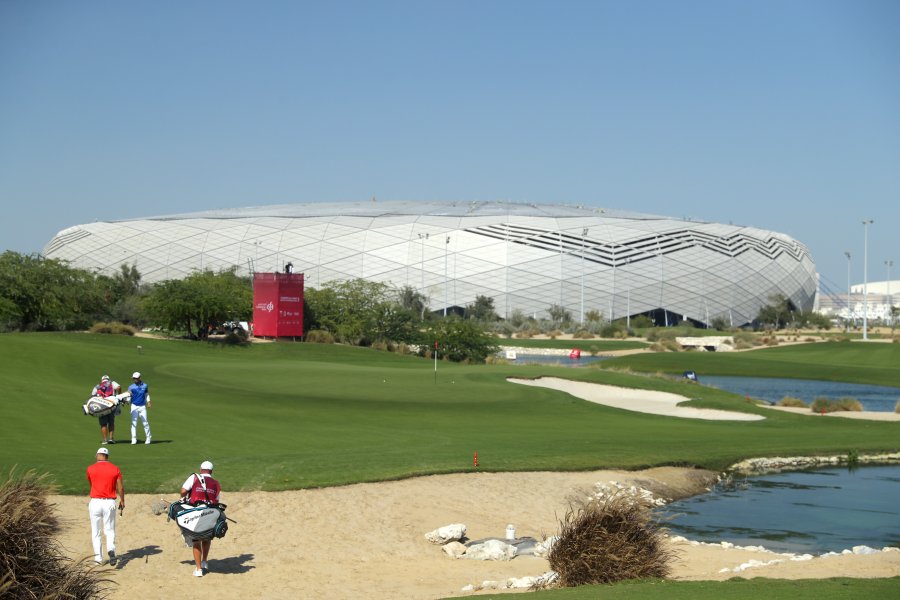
[1,0,898,293]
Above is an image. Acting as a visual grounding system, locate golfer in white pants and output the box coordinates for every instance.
[128,371,152,444]
[86,447,124,565]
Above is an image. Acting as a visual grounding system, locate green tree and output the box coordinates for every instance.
[306,279,416,345]
[547,304,572,326]
[423,317,499,363]
[0,251,110,331]
[142,269,252,338]
[396,285,429,321]
[585,309,603,323]
[755,294,795,329]
[465,295,498,322]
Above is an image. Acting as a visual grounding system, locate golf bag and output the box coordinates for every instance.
[82,392,131,417]
[168,474,228,541]
[168,501,228,541]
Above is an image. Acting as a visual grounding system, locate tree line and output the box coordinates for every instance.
[0,251,498,362]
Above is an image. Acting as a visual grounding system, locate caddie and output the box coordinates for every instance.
[91,374,122,445]
[180,461,222,577]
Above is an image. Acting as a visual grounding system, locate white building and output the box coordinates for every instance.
[43,201,817,327]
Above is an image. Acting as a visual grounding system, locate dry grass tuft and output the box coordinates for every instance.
[547,490,673,587]
[778,396,808,408]
[0,468,111,600]
[810,396,863,413]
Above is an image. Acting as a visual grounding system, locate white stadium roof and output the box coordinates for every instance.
[43,200,817,326]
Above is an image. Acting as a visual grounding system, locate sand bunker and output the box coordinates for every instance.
[52,466,898,600]
[509,377,765,421]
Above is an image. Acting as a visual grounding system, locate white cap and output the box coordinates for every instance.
[101,375,110,381]
[96,447,109,456]
[200,460,214,471]
[132,371,141,379]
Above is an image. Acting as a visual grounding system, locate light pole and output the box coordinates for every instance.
[418,233,429,293]
[887,259,894,325]
[862,219,874,341]
[657,236,667,326]
[611,246,616,323]
[443,236,450,317]
[844,251,851,332]
[580,228,587,324]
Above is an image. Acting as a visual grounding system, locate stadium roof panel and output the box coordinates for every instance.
[135,200,679,222]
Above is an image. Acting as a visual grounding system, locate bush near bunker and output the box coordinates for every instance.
[547,490,673,587]
[0,469,110,600]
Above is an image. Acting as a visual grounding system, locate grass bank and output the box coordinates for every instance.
[0,333,896,494]
[469,577,900,600]
[600,341,900,388]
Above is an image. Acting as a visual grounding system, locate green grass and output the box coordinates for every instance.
[601,342,900,387]
[0,333,897,495]
[466,577,900,600]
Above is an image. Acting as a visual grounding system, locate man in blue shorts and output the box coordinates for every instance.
[128,372,152,444]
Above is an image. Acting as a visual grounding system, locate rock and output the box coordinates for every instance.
[424,523,467,544]
[852,545,878,555]
[442,541,467,558]
[464,539,518,561]
[532,536,557,558]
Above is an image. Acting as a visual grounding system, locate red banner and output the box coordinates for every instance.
[252,273,304,338]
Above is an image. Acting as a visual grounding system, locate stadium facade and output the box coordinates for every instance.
[42,201,817,327]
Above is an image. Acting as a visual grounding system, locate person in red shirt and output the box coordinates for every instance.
[180,461,221,577]
[86,447,125,566]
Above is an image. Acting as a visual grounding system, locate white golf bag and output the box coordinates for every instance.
[82,392,131,417]
[167,475,229,541]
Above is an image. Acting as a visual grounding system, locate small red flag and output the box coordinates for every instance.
[434,340,439,349]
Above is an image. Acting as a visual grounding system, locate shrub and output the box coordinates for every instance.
[778,396,807,408]
[0,469,110,600]
[305,329,335,344]
[89,321,136,335]
[810,396,863,413]
[649,339,680,352]
[547,490,672,587]
[222,328,249,346]
[572,330,594,339]
[836,397,863,411]
[630,315,653,329]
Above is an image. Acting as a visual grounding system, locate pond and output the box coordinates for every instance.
[699,375,900,412]
[504,354,610,367]
[661,465,900,554]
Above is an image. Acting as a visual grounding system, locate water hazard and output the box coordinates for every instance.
[699,375,900,412]
[504,354,610,367]
[661,465,900,554]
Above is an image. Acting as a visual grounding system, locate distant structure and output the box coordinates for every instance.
[818,280,899,323]
[42,201,817,327]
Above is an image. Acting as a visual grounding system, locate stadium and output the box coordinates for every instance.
[42,201,817,327]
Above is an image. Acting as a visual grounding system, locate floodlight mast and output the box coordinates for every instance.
[844,251,851,333]
[862,219,874,341]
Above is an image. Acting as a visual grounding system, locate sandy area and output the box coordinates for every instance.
[762,404,900,421]
[509,377,765,421]
[510,376,899,423]
[53,466,899,600]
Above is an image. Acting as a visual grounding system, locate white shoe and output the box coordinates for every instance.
[145,437,152,444]
[201,560,208,571]
[131,439,137,445]
[193,568,203,577]
[94,556,103,565]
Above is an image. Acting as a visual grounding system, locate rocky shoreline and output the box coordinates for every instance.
[728,452,900,474]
